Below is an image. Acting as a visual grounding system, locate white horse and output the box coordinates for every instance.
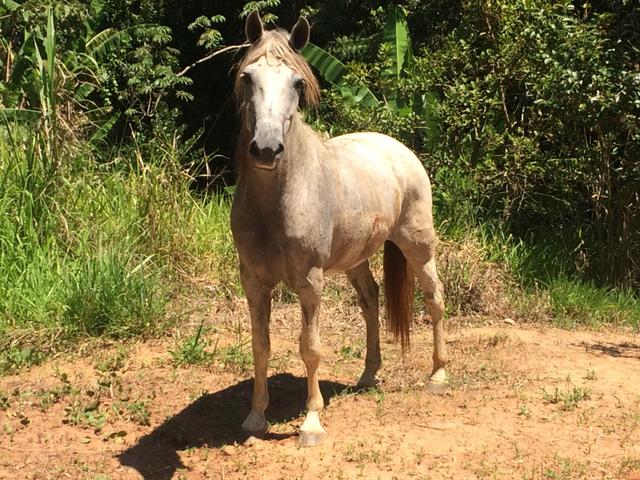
[230,11,448,447]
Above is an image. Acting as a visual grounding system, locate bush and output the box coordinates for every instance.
[309,0,640,289]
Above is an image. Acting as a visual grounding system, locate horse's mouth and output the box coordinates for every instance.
[253,159,279,171]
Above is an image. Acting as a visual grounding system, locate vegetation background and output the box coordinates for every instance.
[1,0,638,373]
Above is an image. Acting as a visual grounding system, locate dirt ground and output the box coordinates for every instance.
[1,297,639,480]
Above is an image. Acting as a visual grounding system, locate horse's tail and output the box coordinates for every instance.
[383,240,414,352]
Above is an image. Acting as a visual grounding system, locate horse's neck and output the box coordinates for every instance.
[238,114,327,215]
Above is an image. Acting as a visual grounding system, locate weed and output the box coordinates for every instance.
[542,386,591,411]
[0,347,44,374]
[540,455,588,479]
[485,332,509,347]
[338,345,362,360]
[0,121,237,365]
[364,386,386,420]
[116,400,151,426]
[171,321,215,366]
[343,439,391,465]
[217,344,253,373]
[547,277,640,330]
[268,350,294,373]
[0,391,9,410]
[583,369,597,381]
[95,348,129,374]
[619,457,640,476]
[518,403,532,418]
[64,252,168,338]
[64,399,106,431]
[37,380,72,412]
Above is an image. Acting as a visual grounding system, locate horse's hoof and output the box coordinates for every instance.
[244,435,262,446]
[241,412,267,433]
[356,377,379,390]
[298,430,326,447]
[426,380,449,395]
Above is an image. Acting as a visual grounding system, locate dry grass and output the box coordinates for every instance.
[437,236,513,317]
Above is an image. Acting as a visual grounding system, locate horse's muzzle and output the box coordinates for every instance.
[249,140,284,170]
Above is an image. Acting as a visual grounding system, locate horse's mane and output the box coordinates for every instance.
[234,29,320,108]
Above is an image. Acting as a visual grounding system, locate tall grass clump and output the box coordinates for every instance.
[0,10,238,372]
[431,179,640,330]
[0,116,236,373]
[0,120,238,372]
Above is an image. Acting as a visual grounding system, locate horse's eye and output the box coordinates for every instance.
[294,78,306,93]
[241,73,253,85]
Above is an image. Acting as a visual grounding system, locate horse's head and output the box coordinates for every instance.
[235,11,319,170]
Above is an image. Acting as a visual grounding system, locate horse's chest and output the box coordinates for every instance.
[232,210,330,279]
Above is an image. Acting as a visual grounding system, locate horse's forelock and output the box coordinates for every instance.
[234,30,320,109]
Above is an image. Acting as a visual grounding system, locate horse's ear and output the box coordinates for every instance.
[245,10,263,44]
[289,17,310,51]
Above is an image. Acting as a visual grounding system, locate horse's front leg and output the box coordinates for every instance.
[239,263,273,433]
[295,266,326,447]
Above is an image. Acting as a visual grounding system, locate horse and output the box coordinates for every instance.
[230,11,448,447]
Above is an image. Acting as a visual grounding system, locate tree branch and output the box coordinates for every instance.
[177,43,249,77]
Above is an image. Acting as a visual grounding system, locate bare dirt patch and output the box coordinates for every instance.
[1,298,639,479]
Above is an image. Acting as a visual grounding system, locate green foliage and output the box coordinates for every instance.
[64,253,166,337]
[64,399,107,430]
[338,345,362,360]
[302,43,380,108]
[0,117,238,367]
[171,321,214,366]
[217,344,253,373]
[119,399,150,426]
[0,347,44,374]
[381,5,412,81]
[542,386,591,411]
[413,0,640,286]
[546,278,640,330]
[240,1,280,23]
[188,15,225,50]
[95,348,128,374]
[310,0,639,288]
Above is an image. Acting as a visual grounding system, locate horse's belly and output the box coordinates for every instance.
[324,213,391,274]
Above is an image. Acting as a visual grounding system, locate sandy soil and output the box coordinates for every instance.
[1,298,639,480]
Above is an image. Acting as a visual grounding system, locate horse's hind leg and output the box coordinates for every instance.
[418,258,448,393]
[346,260,381,388]
[396,238,449,393]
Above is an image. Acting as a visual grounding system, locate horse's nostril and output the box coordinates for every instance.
[275,143,284,156]
[249,140,260,158]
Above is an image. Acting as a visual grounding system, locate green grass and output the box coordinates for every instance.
[437,216,640,329]
[546,277,640,329]
[542,386,591,411]
[170,321,215,366]
[0,123,237,372]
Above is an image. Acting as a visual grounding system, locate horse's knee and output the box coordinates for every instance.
[300,338,322,365]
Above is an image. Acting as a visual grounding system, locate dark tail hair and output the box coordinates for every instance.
[383,240,414,351]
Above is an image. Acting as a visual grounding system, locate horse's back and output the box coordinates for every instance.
[327,132,432,208]
[328,132,430,187]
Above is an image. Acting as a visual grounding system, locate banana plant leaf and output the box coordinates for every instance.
[302,43,379,108]
[0,108,42,123]
[382,6,411,80]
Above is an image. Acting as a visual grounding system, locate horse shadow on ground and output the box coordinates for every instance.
[579,340,640,360]
[118,373,350,480]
